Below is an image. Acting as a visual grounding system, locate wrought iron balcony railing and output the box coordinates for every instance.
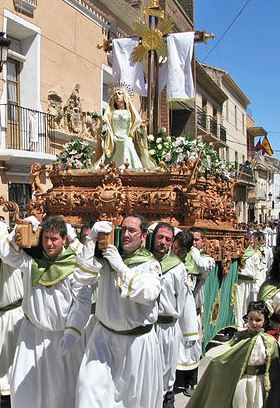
[209,115,218,137]
[196,107,207,130]
[0,103,55,154]
[231,162,255,184]
[219,124,227,143]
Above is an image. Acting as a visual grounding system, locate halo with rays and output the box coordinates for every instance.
[108,82,134,99]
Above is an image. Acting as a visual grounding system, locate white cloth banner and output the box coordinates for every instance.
[112,38,147,96]
[167,32,195,101]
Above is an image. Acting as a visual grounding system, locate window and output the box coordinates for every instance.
[7,59,20,107]
[235,106,238,129]
[7,58,21,148]
[202,97,207,113]
[213,106,217,119]
[224,100,229,120]
[4,9,41,110]
[226,147,229,162]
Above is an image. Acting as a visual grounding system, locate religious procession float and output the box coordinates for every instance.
[0,0,245,351]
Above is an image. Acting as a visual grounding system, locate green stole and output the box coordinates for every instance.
[187,330,280,408]
[239,245,256,270]
[184,248,207,275]
[31,246,77,287]
[242,245,256,261]
[122,246,155,266]
[160,251,181,275]
[258,280,280,302]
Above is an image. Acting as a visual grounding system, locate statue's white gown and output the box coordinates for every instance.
[107,110,142,169]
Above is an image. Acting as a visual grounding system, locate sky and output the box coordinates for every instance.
[195,0,280,159]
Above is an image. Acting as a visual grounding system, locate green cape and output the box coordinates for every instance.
[188,330,280,408]
[31,246,77,287]
[122,246,155,266]
[258,279,280,302]
[242,245,256,261]
[160,251,181,275]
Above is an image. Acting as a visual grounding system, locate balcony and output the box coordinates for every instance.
[0,103,56,171]
[220,125,227,143]
[197,108,227,148]
[196,107,207,131]
[209,116,218,137]
[14,0,37,15]
[232,162,255,186]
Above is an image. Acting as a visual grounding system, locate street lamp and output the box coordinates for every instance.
[0,32,11,72]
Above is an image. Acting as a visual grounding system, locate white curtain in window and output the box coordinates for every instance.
[28,111,38,144]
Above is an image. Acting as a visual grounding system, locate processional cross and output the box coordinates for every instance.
[98,0,214,136]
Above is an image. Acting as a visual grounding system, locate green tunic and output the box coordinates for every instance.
[187,330,280,408]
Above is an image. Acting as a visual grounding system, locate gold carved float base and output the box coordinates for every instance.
[22,162,244,270]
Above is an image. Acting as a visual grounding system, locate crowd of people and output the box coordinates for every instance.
[0,214,280,408]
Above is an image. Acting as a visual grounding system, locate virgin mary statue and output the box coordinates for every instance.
[93,85,155,170]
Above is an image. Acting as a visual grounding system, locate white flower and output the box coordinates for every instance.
[177,153,185,163]
[148,134,154,141]
[156,137,162,143]
[164,152,171,162]
[173,137,184,147]
[188,151,198,160]
[176,146,183,153]
[157,144,163,150]
[149,149,155,156]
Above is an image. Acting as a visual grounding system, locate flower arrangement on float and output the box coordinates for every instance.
[55,136,94,169]
[147,128,233,179]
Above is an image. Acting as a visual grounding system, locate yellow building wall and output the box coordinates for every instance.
[1,0,108,113]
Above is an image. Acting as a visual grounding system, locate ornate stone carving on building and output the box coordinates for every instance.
[47,91,63,130]
[63,83,82,134]
[47,84,101,139]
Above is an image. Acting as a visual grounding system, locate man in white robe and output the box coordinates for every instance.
[74,214,163,408]
[236,233,262,328]
[151,224,198,408]
[175,228,215,397]
[253,231,273,285]
[0,215,91,408]
[0,258,23,402]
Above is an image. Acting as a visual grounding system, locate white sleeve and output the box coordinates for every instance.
[66,274,92,332]
[73,236,102,285]
[191,247,215,276]
[119,261,162,306]
[0,224,30,272]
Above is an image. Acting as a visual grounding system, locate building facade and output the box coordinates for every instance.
[198,64,255,223]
